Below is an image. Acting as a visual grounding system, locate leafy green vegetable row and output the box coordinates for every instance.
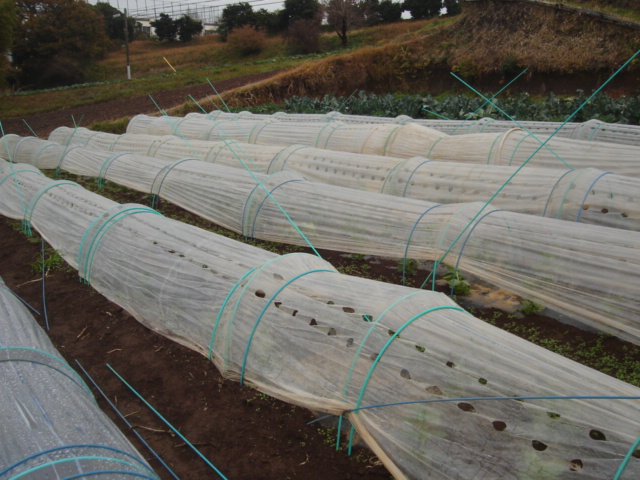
[249,90,640,125]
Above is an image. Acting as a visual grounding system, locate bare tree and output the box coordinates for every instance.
[324,0,365,47]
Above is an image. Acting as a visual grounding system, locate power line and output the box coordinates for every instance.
[125,0,284,20]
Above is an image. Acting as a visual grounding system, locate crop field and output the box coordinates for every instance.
[2,1,640,478]
[2,99,640,479]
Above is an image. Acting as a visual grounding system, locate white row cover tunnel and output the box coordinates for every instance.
[126,114,640,176]
[1,157,640,479]
[0,277,158,480]
[201,110,640,146]
[2,138,640,345]
[44,127,640,232]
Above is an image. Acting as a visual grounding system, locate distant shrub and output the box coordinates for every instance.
[501,54,522,77]
[40,54,87,88]
[151,13,178,42]
[286,18,322,55]
[0,55,13,89]
[177,15,203,43]
[227,26,267,56]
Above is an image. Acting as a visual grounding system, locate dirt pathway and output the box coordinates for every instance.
[1,70,281,138]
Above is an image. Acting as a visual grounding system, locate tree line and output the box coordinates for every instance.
[0,0,461,91]
[217,0,460,44]
[0,0,207,90]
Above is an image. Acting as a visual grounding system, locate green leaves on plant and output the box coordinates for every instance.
[30,250,63,275]
[520,298,543,315]
[278,91,640,125]
[442,265,471,296]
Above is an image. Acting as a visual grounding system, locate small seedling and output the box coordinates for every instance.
[442,265,471,296]
[398,258,418,276]
[316,427,342,449]
[520,298,543,315]
[31,250,63,275]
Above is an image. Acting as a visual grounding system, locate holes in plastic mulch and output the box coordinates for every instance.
[309,319,317,326]
[532,440,548,451]
[425,385,443,395]
[255,290,265,298]
[492,421,507,431]
[589,429,606,441]
[446,361,456,368]
[400,369,411,379]
[457,402,475,413]
[346,338,354,347]
[569,459,583,471]
[343,307,355,313]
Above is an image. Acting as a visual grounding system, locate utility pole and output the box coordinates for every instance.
[124,8,131,80]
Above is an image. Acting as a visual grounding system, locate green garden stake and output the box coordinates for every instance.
[421,107,450,120]
[207,77,231,113]
[22,119,38,138]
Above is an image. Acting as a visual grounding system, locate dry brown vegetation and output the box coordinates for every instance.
[1,19,435,119]
[448,0,640,74]
[88,34,284,81]
[562,0,640,21]
[87,19,435,84]
[5,1,640,121]
[227,26,269,56]
[213,0,640,109]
